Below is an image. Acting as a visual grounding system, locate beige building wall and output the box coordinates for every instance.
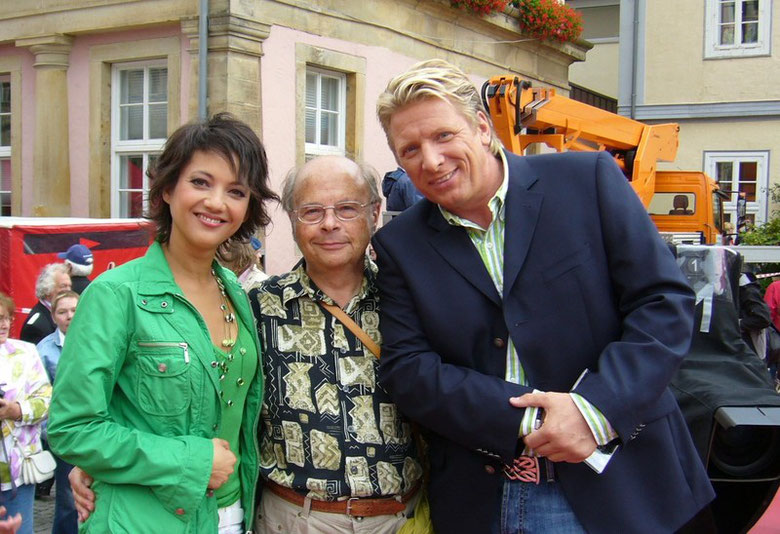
[568,40,619,98]
[643,0,780,104]
[660,119,779,224]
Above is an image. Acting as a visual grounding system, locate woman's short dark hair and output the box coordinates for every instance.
[146,113,279,244]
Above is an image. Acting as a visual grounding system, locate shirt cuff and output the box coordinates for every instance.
[517,389,542,456]
[570,392,618,446]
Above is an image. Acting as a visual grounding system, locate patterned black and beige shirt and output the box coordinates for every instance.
[249,258,421,500]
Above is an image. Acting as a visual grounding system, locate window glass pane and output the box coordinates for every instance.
[120,69,144,105]
[320,77,340,112]
[648,193,695,215]
[306,73,317,108]
[0,193,9,216]
[119,155,144,190]
[715,161,733,184]
[739,161,757,181]
[740,183,757,202]
[148,68,167,103]
[320,111,338,146]
[120,105,143,140]
[0,158,10,190]
[305,109,316,143]
[720,1,735,23]
[720,24,735,45]
[742,22,758,43]
[2,157,13,215]
[148,103,167,139]
[119,190,144,218]
[738,161,758,201]
[0,116,9,147]
[0,81,9,114]
[742,0,759,21]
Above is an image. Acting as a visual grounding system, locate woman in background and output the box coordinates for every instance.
[0,292,52,534]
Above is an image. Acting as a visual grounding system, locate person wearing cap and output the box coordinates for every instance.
[57,245,94,295]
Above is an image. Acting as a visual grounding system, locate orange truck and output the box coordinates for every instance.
[481,75,727,244]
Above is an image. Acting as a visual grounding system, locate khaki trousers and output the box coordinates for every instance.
[255,486,419,534]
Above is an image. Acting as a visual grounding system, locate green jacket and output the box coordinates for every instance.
[49,242,264,533]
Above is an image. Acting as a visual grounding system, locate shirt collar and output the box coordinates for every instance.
[57,329,66,347]
[0,339,17,355]
[279,256,378,311]
[439,151,509,231]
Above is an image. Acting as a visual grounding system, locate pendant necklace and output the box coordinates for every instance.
[212,269,246,407]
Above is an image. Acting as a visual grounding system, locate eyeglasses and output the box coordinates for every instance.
[293,201,374,224]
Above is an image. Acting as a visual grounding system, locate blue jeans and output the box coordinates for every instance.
[52,455,77,534]
[0,483,34,534]
[500,479,587,534]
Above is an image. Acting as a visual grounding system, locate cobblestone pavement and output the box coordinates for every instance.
[33,486,55,534]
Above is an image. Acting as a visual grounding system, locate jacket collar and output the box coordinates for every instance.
[136,241,244,296]
[424,150,542,303]
[136,241,182,295]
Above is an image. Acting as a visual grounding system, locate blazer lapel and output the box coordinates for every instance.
[427,203,502,306]
[503,153,543,297]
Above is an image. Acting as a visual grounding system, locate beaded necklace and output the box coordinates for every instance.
[212,269,247,407]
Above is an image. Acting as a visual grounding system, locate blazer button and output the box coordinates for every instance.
[157,363,167,373]
[484,465,496,475]
[175,508,185,515]
[493,338,505,349]
[206,490,214,497]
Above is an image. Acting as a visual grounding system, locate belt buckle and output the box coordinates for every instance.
[345,497,362,518]
[503,455,540,484]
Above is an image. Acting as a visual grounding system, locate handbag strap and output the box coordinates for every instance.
[319,301,381,359]
[0,420,18,493]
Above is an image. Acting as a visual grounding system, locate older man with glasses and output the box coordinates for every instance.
[248,155,423,534]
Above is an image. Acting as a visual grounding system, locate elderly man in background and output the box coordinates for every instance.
[249,155,422,534]
[57,245,93,295]
[20,264,71,346]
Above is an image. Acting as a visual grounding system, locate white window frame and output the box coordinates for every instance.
[0,75,11,216]
[704,0,771,58]
[110,60,168,218]
[304,67,347,156]
[704,151,769,225]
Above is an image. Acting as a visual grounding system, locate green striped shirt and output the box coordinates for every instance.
[439,151,617,452]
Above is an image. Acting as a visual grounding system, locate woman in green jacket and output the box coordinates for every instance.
[48,113,278,534]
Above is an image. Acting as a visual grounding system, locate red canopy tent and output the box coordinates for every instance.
[0,217,154,338]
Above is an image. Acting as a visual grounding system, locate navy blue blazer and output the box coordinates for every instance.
[372,151,715,534]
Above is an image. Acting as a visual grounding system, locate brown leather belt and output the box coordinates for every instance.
[265,480,420,517]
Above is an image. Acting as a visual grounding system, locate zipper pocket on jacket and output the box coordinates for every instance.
[137,342,190,363]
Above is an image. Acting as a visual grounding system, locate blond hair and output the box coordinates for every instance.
[376,59,503,156]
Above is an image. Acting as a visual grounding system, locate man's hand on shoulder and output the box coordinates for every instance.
[510,391,597,463]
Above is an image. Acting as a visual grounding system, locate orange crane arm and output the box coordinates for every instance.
[482,75,680,208]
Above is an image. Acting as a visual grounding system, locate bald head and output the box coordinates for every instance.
[281,156,381,215]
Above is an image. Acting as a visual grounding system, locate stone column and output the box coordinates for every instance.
[16,34,73,216]
[181,15,269,134]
